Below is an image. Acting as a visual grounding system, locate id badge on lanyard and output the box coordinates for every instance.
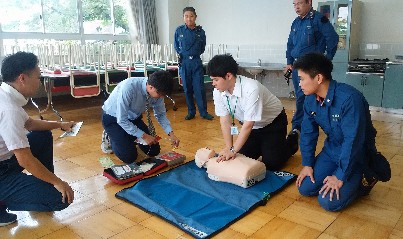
[226,94,239,135]
[231,125,239,135]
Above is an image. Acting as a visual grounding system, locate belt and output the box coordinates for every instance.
[183,55,200,60]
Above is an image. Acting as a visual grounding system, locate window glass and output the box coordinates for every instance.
[336,4,348,49]
[42,0,79,33]
[0,0,43,32]
[113,0,129,35]
[82,0,113,34]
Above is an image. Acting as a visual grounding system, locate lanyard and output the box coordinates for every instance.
[226,95,238,126]
[225,77,241,126]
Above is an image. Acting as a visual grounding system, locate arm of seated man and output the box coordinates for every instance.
[13,148,74,204]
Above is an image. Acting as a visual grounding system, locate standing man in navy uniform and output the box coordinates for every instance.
[294,53,378,211]
[174,7,214,120]
[285,0,339,140]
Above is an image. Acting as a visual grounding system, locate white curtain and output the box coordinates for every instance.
[128,0,159,44]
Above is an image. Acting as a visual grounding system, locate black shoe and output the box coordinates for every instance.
[184,114,195,120]
[0,208,17,227]
[202,113,214,120]
[358,175,378,196]
[286,129,299,156]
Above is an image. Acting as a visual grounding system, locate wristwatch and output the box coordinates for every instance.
[229,146,236,154]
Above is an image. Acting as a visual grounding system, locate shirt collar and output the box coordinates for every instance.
[301,8,314,19]
[184,24,195,30]
[316,79,335,107]
[142,78,148,97]
[0,82,29,106]
[221,76,242,98]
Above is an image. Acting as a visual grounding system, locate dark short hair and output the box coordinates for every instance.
[293,53,333,80]
[1,51,39,83]
[207,54,238,78]
[147,70,174,96]
[183,7,196,15]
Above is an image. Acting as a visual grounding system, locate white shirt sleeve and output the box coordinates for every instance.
[0,108,30,151]
[213,89,229,117]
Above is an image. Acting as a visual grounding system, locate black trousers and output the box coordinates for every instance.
[238,110,289,171]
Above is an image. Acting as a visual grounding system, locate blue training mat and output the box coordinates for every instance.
[116,161,296,238]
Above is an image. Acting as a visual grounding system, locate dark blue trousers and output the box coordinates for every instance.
[0,131,70,212]
[102,112,160,164]
[179,58,208,117]
[291,69,305,131]
[298,150,362,211]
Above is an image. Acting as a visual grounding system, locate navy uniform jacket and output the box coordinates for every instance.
[286,8,339,65]
[174,24,206,58]
[300,80,374,182]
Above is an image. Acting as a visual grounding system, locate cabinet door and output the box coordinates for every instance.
[345,73,364,93]
[362,74,384,107]
[333,62,348,83]
[383,64,403,109]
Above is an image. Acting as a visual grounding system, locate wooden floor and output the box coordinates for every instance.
[1,93,402,239]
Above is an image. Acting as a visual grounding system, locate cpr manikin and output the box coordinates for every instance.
[195,147,266,188]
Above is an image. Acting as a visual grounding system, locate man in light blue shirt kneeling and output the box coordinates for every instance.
[101,71,180,164]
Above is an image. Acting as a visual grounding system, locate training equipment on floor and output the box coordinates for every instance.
[116,162,296,238]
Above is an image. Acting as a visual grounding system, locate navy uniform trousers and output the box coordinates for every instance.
[179,57,208,117]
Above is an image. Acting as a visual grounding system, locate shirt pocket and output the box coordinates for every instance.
[329,117,343,144]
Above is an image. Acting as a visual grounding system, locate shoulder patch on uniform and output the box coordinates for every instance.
[197,25,203,30]
[321,16,329,23]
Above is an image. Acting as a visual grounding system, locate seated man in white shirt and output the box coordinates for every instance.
[207,54,298,171]
[0,52,75,226]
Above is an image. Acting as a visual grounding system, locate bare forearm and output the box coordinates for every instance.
[25,117,74,132]
[220,116,233,148]
[14,148,62,186]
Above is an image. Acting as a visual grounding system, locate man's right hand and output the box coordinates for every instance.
[296,166,315,187]
[284,64,293,74]
[142,133,159,145]
[54,180,74,204]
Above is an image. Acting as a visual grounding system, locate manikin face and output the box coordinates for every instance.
[298,69,319,96]
[183,11,197,28]
[210,73,233,93]
[293,0,311,17]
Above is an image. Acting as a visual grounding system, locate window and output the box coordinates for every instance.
[43,0,79,33]
[0,0,43,32]
[0,0,128,36]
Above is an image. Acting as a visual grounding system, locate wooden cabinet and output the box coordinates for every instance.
[345,72,384,107]
[383,64,403,109]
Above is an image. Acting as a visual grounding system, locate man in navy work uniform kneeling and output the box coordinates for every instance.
[294,53,378,211]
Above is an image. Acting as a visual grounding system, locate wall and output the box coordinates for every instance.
[156,0,403,62]
[155,0,188,45]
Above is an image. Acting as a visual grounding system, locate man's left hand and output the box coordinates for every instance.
[169,133,180,148]
[319,175,344,201]
[217,148,236,162]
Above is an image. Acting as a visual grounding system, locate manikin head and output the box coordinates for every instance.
[195,147,216,168]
